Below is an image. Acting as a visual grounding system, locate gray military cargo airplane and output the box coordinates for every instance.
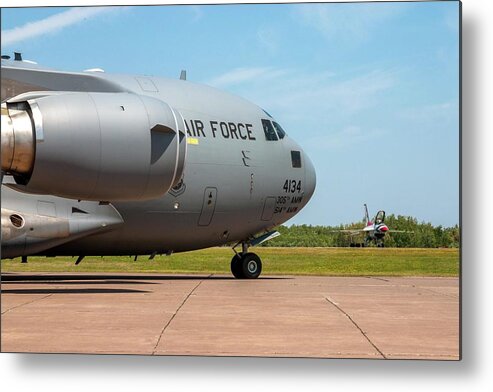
[1,55,316,279]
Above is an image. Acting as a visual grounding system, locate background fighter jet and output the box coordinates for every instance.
[337,204,412,247]
[0,55,316,278]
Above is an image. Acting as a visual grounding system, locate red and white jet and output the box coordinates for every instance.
[339,204,410,247]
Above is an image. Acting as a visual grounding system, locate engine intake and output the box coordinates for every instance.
[1,92,186,201]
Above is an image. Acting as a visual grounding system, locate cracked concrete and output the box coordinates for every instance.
[325,296,386,359]
[1,293,53,315]
[1,273,459,359]
[152,279,205,355]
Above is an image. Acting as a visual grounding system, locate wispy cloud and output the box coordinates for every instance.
[205,65,398,149]
[398,101,459,134]
[206,66,397,120]
[1,7,120,47]
[305,125,386,151]
[256,25,281,53]
[293,3,405,44]
[444,5,460,33]
[206,67,288,88]
[185,5,204,23]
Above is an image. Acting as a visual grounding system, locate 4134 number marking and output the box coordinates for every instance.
[283,179,302,193]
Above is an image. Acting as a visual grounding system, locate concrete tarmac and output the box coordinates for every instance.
[1,273,459,359]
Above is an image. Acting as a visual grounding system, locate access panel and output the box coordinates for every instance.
[198,187,217,226]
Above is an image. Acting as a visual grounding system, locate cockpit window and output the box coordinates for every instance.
[273,122,286,139]
[375,210,385,224]
[262,119,278,141]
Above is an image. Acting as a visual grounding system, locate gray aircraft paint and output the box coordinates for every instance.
[1,60,316,258]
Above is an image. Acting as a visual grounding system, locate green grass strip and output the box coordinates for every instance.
[1,247,459,277]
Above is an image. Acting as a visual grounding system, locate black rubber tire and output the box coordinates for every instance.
[240,252,262,279]
[230,254,244,279]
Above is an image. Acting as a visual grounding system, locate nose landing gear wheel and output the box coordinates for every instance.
[242,252,262,279]
[231,254,244,279]
[230,252,262,279]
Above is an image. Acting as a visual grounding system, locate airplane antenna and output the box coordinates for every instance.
[180,70,187,80]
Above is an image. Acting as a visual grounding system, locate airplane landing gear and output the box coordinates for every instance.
[231,254,243,278]
[229,232,279,279]
[230,252,262,279]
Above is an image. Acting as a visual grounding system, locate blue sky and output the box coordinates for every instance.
[1,1,460,227]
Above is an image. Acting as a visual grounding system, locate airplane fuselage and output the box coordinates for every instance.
[1,62,316,259]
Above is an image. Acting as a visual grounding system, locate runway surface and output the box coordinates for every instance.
[1,273,459,359]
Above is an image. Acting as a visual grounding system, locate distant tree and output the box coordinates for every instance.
[261,215,459,248]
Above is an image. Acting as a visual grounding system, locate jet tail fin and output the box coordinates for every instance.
[364,204,370,225]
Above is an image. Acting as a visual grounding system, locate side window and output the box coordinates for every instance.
[273,122,286,139]
[262,119,278,141]
[291,151,302,168]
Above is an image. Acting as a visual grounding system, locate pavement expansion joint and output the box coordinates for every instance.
[325,296,387,359]
[1,293,54,315]
[151,277,208,355]
[1,275,458,358]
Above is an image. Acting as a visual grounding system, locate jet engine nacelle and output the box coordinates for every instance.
[1,92,186,201]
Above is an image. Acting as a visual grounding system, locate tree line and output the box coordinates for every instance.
[262,215,460,248]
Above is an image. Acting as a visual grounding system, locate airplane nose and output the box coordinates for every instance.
[304,152,316,201]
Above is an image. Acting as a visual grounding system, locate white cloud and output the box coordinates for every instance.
[212,66,396,120]
[206,67,288,88]
[206,65,398,123]
[205,65,398,150]
[444,5,459,33]
[256,25,280,53]
[187,6,204,23]
[1,7,120,47]
[293,3,405,44]
[305,125,386,151]
[398,102,459,134]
